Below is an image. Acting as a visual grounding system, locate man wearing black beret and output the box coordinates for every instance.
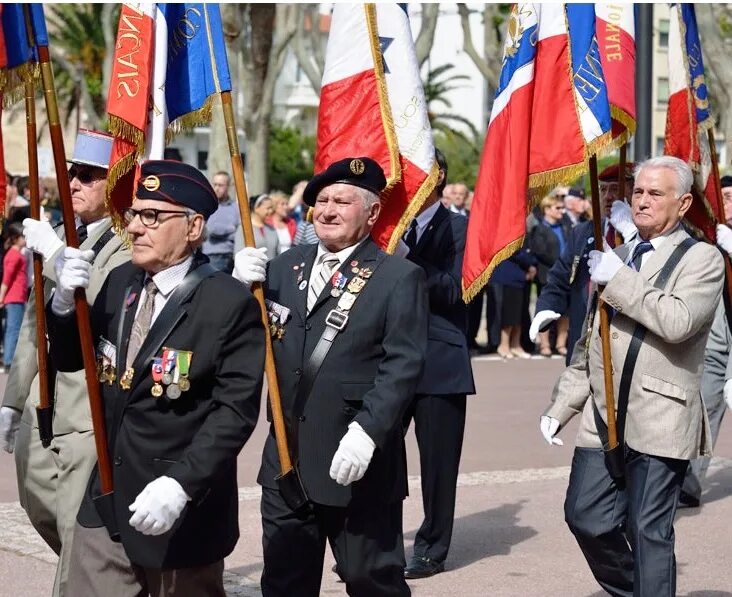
[47,159,265,594]
[235,156,428,596]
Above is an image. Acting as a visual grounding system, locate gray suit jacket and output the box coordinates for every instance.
[545,227,724,460]
[2,219,131,434]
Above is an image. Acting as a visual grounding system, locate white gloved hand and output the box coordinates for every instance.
[529,310,561,342]
[23,218,63,262]
[393,239,410,258]
[232,247,268,286]
[128,475,190,536]
[51,247,94,315]
[539,415,563,446]
[329,422,376,486]
[717,224,732,256]
[724,379,732,411]
[609,201,637,242]
[588,249,624,285]
[0,407,22,454]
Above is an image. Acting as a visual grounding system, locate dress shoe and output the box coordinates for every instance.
[404,556,445,579]
[678,490,700,509]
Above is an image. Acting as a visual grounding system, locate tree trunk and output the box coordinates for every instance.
[247,118,270,195]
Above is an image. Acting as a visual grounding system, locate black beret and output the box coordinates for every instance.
[721,175,732,189]
[303,157,387,206]
[567,187,585,198]
[136,160,218,220]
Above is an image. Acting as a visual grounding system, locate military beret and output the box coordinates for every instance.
[136,160,218,220]
[721,175,732,189]
[303,157,387,207]
[599,162,635,182]
[567,187,585,198]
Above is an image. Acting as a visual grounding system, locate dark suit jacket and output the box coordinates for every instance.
[257,238,428,507]
[48,256,265,569]
[407,204,475,396]
[528,217,573,285]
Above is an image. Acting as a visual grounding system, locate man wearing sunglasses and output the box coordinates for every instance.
[0,129,131,597]
[47,160,264,595]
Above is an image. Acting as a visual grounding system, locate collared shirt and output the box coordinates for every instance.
[408,201,441,246]
[311,237,369,286]
[627,225,678,269]
[135,256,194,325]
[203,198,240,256]
[449,204,468,217]
[74,216,111,242]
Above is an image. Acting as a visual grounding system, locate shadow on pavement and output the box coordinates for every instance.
[404,500,537,572]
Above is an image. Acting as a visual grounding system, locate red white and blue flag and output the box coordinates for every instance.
[316,3,437,251]
[463,4,613,301]
[664,3,718,241]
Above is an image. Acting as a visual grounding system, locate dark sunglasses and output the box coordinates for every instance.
[122,207,191,228]
[68,165,104,185]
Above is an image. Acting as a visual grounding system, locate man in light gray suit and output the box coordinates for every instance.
[0,130,131,597]
[539,156,724,597]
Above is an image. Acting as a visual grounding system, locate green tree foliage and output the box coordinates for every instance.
[268,124,316,193]
[423,63,479,144]
[433,130,481,189]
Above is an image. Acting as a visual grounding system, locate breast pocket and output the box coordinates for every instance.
[641,374,687,403]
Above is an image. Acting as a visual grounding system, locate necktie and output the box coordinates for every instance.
[77,223,88,245]
[307,253,339,313]
[126,279,159,369]
[405,219,418,250]
[605,223,616,249]
[631,241,653,271]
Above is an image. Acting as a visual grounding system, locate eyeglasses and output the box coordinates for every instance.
[122,207,191,228]
[68,165,104,185]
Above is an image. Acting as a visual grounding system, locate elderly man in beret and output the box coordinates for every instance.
[235,157,428,596]
[47,160,265,595]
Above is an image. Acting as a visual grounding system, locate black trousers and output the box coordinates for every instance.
[403,393,467,563]
[260,485,410,597]
[564,446,688,597]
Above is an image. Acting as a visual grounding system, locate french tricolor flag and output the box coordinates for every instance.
[463,4,612,301]
[315,3,437,252]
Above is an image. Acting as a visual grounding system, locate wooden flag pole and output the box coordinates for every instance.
[34,40,114,497]
[23,77,53,448]
[615,143,627,246]
[589,155,618,449]
[220,91,294,478]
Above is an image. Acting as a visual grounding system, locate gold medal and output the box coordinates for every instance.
[346,277,366,294]
[178,377,191,392]
[120,367,134,390]
[151,383,163,397]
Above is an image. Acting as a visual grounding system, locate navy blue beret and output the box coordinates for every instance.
[136,160,218,220]
[303,157,387,206]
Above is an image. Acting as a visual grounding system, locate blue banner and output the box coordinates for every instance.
[679,3,711,128]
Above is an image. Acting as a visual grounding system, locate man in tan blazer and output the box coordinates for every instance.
[539,156,724,597]
[0,130,131,597]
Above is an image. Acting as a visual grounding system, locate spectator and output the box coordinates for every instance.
[287,180,308,223]
[247,193,279,258]
[203,171,240,273]
[0,223,28,369]
[441,183,455,208]
[268,191,296,254]
[564,187,589,226]
[449,183,470,216]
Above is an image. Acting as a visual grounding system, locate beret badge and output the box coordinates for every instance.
[142,175,160,192]
[349,159,365,176]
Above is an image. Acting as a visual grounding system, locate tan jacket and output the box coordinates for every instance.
[545,226,724,460]
[2,219,131,434]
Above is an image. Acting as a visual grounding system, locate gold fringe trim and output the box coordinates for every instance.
[108,115,145,154]
[364,4,401,193]
[1,62,40,108]
[585,130,614,162]
[105,151,136,206]
[462,236,525,304]
[528,161,588,200]
[384,161,440,254]
[166,95,216,144]
[610,106,636,137]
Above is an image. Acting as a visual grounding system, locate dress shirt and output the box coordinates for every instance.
[626,226,677,269]
[311,237,368,286]
[135,256,194,325]
[408,201,441,246]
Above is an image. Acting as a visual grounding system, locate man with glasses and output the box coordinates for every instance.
[0,129,131,597]
[46,159,265,595]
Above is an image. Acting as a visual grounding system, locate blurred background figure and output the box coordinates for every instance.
[0,223,28,370]
[268,190,296,254]
[448,182,470,216]
[563,187,589,227]
[203,171,240,274]
[239,193,279,259]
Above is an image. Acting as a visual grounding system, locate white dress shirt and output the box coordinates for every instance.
[310,237,368,286]
[135,256,194,325]
[409,201,441,246]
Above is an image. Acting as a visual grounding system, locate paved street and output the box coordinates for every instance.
[1,356,731,596]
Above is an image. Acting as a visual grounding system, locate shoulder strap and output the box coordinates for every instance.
[89,228,116,260]
[595,237,696,446]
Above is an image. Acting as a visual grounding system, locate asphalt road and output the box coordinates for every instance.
[1,356,731,596]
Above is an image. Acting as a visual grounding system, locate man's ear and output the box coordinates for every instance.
[678,192,693,219]
[367,201,382,226]
[187,214,205,243]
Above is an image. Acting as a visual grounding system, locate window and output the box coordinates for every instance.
[655,137,666,157]
[657,77,669,106]
[659,19,669,48]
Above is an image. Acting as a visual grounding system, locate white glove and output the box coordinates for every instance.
[0,407,22,454]
[329,422,376,486]
[529,310,561,342]
[539,415,563,446]
[128,475,190,536]
[232,247,268,286]
[717,224,732,256]
[609,201,637,242]
[393,239,410,258]
[23,218,64,262]
[51,247,94,315]
[588,249,624,285]
[724,379,732,411]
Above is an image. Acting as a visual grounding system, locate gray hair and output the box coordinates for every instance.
[354,186,381,209]
[634,156,694,197]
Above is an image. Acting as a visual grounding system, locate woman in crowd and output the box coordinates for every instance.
[0,223,28,369]
[268,191,296,254]
[529,192,572,357]
[249,193,280,259]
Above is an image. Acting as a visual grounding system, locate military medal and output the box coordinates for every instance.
[120,367,134,390]
[337,292,357,311]
[151,358,164,397]
[161,349,176,385]
[330,271,347,297]
[359,267,373,279]
[346,276,366,294]
[166,383,182,400]
[96,337,117,385]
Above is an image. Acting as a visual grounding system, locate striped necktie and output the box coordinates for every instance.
[307,253,339,313]
[126,279,158,369]
[631,241,653,271]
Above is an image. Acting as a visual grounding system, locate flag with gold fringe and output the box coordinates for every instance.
[0,4,46,107]
[462,3,613,302]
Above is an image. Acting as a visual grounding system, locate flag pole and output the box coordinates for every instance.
[589,155,618,449]
[31,13,115,504]
[23,77,53,448]
[220,91,295,478]
[615,143,627,246]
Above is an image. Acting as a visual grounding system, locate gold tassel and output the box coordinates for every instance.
[166,94,216,144]
[461,236,525,304]
[1,62,40,108]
